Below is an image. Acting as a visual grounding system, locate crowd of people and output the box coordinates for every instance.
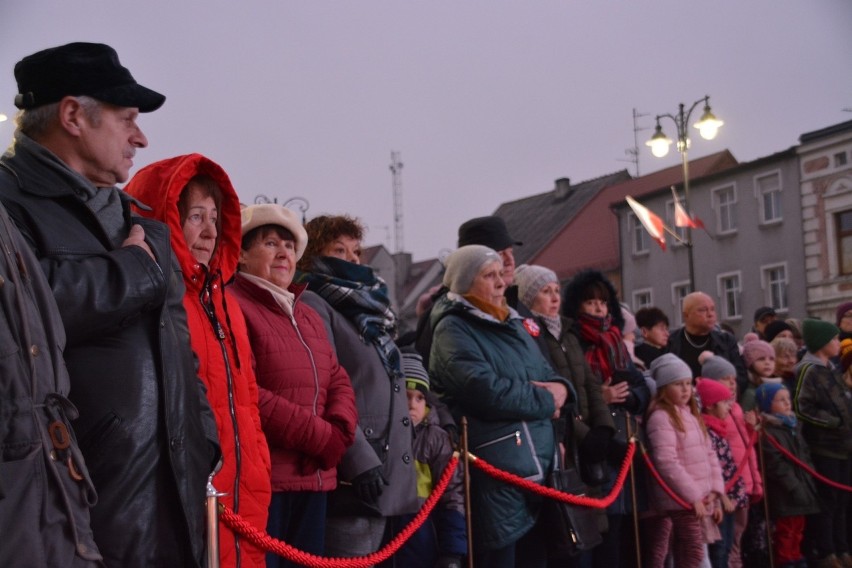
[3,41,852,568]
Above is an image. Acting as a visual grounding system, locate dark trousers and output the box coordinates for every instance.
[708,511,735,568]
[475,520,548,568]
[804,454,851,560]
[266,491,327,568]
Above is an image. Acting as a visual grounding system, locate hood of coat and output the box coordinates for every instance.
[561,268,625,332]
[124,153,241,284]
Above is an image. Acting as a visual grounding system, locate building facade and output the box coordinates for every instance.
[798,119,852,322]
[616,148,805,338]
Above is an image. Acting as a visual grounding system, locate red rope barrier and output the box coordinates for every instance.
[220,456,459,568]
[469,440,635,508]
[638,442,693,511]
[762,430,852,492]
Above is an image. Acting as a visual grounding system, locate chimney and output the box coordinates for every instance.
[554,177,571,200]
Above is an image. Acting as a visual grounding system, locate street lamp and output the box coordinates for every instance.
[645,95,723,291]
[282,197,310,225]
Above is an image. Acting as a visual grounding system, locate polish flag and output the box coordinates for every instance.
[672,187,705,230]
[626,196,666,251]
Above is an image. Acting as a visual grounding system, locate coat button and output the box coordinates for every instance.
[30,345,39,357]
[402,417,411,427]
[402,453,411,464]
[160,320,166,328]
[394,384,401,393]
[170,437,183,450]
[364,427,374,436]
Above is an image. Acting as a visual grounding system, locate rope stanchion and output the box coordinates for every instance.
[469,439,636,508]
[762,430,852,492]
[220,455,459,568]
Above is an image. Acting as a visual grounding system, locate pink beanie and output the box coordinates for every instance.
[741,335,775,367]
[696,378,733,409]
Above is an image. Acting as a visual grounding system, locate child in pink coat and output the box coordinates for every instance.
[644,354,727,568]
[700,353,763,568]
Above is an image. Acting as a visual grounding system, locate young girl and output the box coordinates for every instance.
[699,353,762,568]
[756,382,819,568]
[696,378,741,568]
[644,354,726,568]
[739,334,780,411]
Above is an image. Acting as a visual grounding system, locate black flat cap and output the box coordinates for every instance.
[754,306,777,323]
[14,42,165,112]
[457,216,522,250]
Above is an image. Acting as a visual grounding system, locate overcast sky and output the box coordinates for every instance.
[2,2,851,261]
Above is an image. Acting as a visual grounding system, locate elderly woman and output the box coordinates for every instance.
[514,264,615,475]
[125,154,272,568]
[230,205,358,568]
[294,214,418,558]
[428,246,569,568]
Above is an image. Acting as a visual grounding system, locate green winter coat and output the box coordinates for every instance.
[429,293,568,552]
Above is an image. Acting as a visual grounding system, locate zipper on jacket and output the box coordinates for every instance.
[289,312,325,488]
[473,430,521,451]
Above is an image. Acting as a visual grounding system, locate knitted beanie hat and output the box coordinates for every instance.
[764,319,793,343]
[649,353,692,390]
[841,338,852,374]
[755,382,787,414]
[836,301,852,326]
[696,378,733,408]
[802,318,840,353]
[402,353,430,393]
[442,245,501,295]
[741,335,775,367]
[700,353,737,381]
[514,264,558,309]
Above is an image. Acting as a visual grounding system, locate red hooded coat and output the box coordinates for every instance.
[125,154,271,568]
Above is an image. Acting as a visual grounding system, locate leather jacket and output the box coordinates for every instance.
[0,135,219,567]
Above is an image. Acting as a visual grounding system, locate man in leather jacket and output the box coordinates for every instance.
[0,42,220,567]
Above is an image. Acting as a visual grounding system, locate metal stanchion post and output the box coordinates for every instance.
[757,432,775,568]
[462,416,473,568]
[626,416,642,568]
[207,470,226,568]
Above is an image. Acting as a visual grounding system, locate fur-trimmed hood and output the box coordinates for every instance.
[561,269,625,331]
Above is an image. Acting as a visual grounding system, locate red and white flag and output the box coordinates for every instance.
[626,196,666,251]
[672,187,705,230]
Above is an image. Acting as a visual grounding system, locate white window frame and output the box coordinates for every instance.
[716,270,743,321]
[713,183,738,235]
[754,170,783,225]
[760,262,789,312]
[628,212,649,256]
[665,197,687,247]
[633,288,653,313]
[671,280,692,327]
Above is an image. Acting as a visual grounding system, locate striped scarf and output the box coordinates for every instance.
[296,256,401,380]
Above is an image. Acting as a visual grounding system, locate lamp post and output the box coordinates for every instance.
[282,197,310,225]
[645,95,723,292]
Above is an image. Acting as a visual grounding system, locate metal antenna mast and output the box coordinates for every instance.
[620,108,649,177]
[390,151,404,253]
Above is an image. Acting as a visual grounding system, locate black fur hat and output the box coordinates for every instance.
[561,269,625,331]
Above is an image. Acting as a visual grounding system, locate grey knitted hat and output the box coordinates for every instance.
[515,264,558,309]
[700,354,737,381]
[402,353,430,393]
[649,353,693,389]
[443,245,501,294]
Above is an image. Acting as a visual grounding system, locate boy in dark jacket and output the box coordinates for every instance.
[757,383,819,568]
[384,353,466,568]
[792,319,852,567]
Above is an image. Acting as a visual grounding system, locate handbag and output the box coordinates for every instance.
[540,444,603,558]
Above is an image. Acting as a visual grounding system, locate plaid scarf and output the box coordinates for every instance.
[578,313,631,381]
[296,256,401,380]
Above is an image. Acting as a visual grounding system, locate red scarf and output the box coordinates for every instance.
[702,413,728,437]
[578,313,630,381]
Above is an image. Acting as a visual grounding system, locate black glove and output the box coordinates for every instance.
[435,555,463,568]
[579,426,613,464]
[352,466,388,505]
